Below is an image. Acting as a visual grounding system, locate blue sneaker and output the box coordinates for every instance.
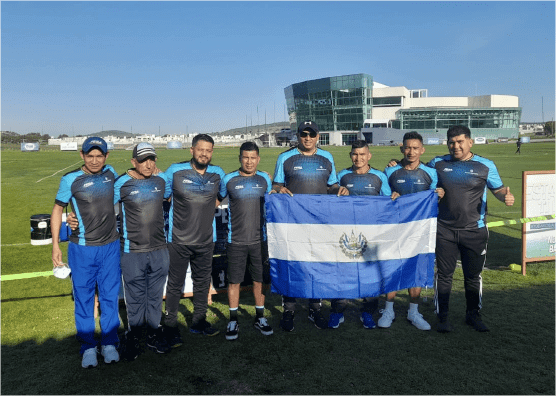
[190,320,220,336]
[360,312,377,329]
[328,312,344,329]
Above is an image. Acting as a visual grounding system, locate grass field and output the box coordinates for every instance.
[1,142,555,394]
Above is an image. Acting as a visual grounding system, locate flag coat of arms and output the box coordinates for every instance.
[265,190,438,299]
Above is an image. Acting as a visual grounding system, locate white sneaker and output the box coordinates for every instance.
[407,310,431,330]
[81,347,98,368]
[378,309,395,328]
[100,345,119,364]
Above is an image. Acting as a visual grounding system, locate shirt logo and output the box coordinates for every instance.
[83,182,94,188]
[317,166,327,171]
[397,179,405,183]
[183,179,193,184]
[130,190,139,195]
[346,184,354,188]
[235,185,244,190]
[103,177,111,183]
[294,166,303,170]
[443,168,453,172]
[152,187,161,193]
[253,184,263,189]
[364,184,373,189]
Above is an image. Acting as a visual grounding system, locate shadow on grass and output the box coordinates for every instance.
[2,279,554,395]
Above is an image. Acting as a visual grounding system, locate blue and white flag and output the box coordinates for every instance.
[265,190,438,299]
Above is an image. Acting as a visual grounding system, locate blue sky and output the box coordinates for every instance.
[2,1,554,136]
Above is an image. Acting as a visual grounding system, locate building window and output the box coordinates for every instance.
[342,133,357,145]
[319,133,329,146]
[373,97,402,107]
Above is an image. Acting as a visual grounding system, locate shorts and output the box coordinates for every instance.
[226,242,268,284]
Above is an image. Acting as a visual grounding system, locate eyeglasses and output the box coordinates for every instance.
[299,130,318,138]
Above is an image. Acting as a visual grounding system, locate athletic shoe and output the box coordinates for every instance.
[101,345,119,364]
[164,326,183,348]
[328,312,344,329]
[190,320,220,336]
[407,310,431,330]
[120,332,142,361]
[253,317,273,335]
[465,310,490,332]
[146,327,171,354]
[437,316,454,333]
[280,310,295,332]
[226,321,239,340]
[360,312,377,329]
[308,309,328,330]
[81,347,98,369]
[378,308,395,328]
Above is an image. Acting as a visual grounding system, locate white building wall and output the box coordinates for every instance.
[410,96,469,108]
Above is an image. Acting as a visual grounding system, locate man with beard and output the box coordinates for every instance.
[271,120,341,331]
[163,134,226,346]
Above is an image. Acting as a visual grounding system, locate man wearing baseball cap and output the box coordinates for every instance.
[51,137,121,368]
[114,142,172,359]
[271,120,342,331]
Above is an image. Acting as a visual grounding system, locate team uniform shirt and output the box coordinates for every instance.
[384,163,438,196]
[428,154,504,230]
[114,172,169,253]
[164,161,226,245]
[273,147,338,194]
[55,165,119,246]
[219,170,272,244]
[338,167,391,196]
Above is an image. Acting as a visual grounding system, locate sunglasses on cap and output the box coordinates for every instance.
[299,130,318,138]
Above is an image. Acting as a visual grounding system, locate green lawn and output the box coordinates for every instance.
[1,142,555,394]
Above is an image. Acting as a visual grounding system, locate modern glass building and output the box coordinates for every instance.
[285,74,522,145]
[284,74,373,138]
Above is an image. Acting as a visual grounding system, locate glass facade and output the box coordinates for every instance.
[397,108,522,131]
[319,133,330,146]
[285,74,373,133]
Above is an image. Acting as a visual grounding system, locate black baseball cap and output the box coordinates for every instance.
[297,120,319,134]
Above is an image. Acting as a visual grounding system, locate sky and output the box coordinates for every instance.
[1,1,555,136]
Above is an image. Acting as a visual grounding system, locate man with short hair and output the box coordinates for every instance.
[51,137,121,368]
[379,131,444,331]
[330,140,391,330]
[219,142,273,340]
[272,120,341,331]
[429,125,514,332]
[163,134,225,345]
[114,143,171,359]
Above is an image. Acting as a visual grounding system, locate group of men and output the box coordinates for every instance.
[51,120,514,369]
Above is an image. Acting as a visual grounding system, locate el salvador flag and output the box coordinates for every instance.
[265,190,438,299]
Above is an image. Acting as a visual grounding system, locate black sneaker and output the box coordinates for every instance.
[308,309,328,330]
[190,320,220,336]
[225,321,239,340]
[120,332,142,361]
[436,316,454,333]
[253,317,274,336]
[465,310,490,332]
[280,310,295,332]
[164,326,183,348]
[146,327,171,354]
